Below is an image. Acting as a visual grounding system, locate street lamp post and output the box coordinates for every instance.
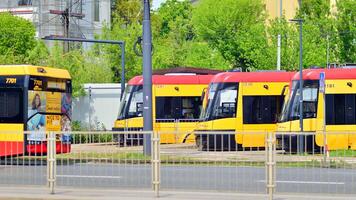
[277,0,282,71]
[142,0,153,156]
[290,19,304,154]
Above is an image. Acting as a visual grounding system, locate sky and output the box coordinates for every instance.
[152,0,167,9]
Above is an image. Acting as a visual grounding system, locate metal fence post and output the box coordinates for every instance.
[151,131,160,197]
[47,131,56,194]
[266,132,276,200]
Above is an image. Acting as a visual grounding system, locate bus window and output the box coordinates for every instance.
[326,94,356,125]
[0,88,23,123]
[243,96,283,124]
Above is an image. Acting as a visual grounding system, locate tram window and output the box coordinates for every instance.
[326,94,356,125]
[289,80,319,120]
[156,97,180,120]
[210,83,238,120]
[243,96,283,124]
[0,89,23,123]
[155,97,201,120]
[181,97,201,119]
[18,0,32,6]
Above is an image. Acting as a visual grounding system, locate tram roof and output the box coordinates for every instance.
[0,65,71,79]
[210,71,294,83]
[128,74,215,85]
[292,68,356,80]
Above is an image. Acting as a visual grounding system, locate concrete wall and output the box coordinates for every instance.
[72,83,121,131]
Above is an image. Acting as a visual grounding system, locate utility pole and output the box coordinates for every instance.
[64,0,70,52]
[290,18,304,154]
[142,0,153,156]
[49,0,85,53]
[277,0,282,70]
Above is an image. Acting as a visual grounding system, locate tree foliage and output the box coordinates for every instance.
[153,0,228,70]
[336,0,356,63]
[0,13,37,60]
[193,0,273,70]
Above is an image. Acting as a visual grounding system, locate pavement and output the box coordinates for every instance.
[1,186,356,200]
[1,163,356,194]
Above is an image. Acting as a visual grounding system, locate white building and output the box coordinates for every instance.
[72,84,122,131]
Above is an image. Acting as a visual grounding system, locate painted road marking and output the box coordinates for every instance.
[257,180,344,185]
[57,175,122,179]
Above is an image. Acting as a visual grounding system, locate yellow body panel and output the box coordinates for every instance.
[277,79,356,150]
[236,81,289,147]
[241,82,288,96]
[0,65,71,79]
[114,117,143,129]
[325,80,356,94]
[195,81,289,148]
[237,124,276,147]
[277,121,290,132]
[154,84,206,97]
[0,124,24,142]
[114,84,207,144]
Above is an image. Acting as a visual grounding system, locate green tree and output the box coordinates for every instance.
[104,0,228,82]
[193,0,273,71]
[296,0,340,68]
[47,44,112,97]
[268,18,299,70]
[153,0,228,70]
[336,0,356,63]
[269,0,343,70]
[114,0,142,25]
[101,20,143,82]
[0,13,36,58]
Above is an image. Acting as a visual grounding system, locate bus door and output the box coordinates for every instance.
[0,87,24,156]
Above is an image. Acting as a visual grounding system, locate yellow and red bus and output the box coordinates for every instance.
[277,68,356,151]
[195,71,294,150]
[0,65,72,156]
[113,74,216,145]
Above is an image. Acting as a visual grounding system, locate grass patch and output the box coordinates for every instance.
[11,152,356,169]
[277,160,354,169]
[329,150,356,157]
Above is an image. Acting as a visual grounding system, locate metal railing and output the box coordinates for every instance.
[1,130,356,199]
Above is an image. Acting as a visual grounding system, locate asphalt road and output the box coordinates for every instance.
[1,163,356,195]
